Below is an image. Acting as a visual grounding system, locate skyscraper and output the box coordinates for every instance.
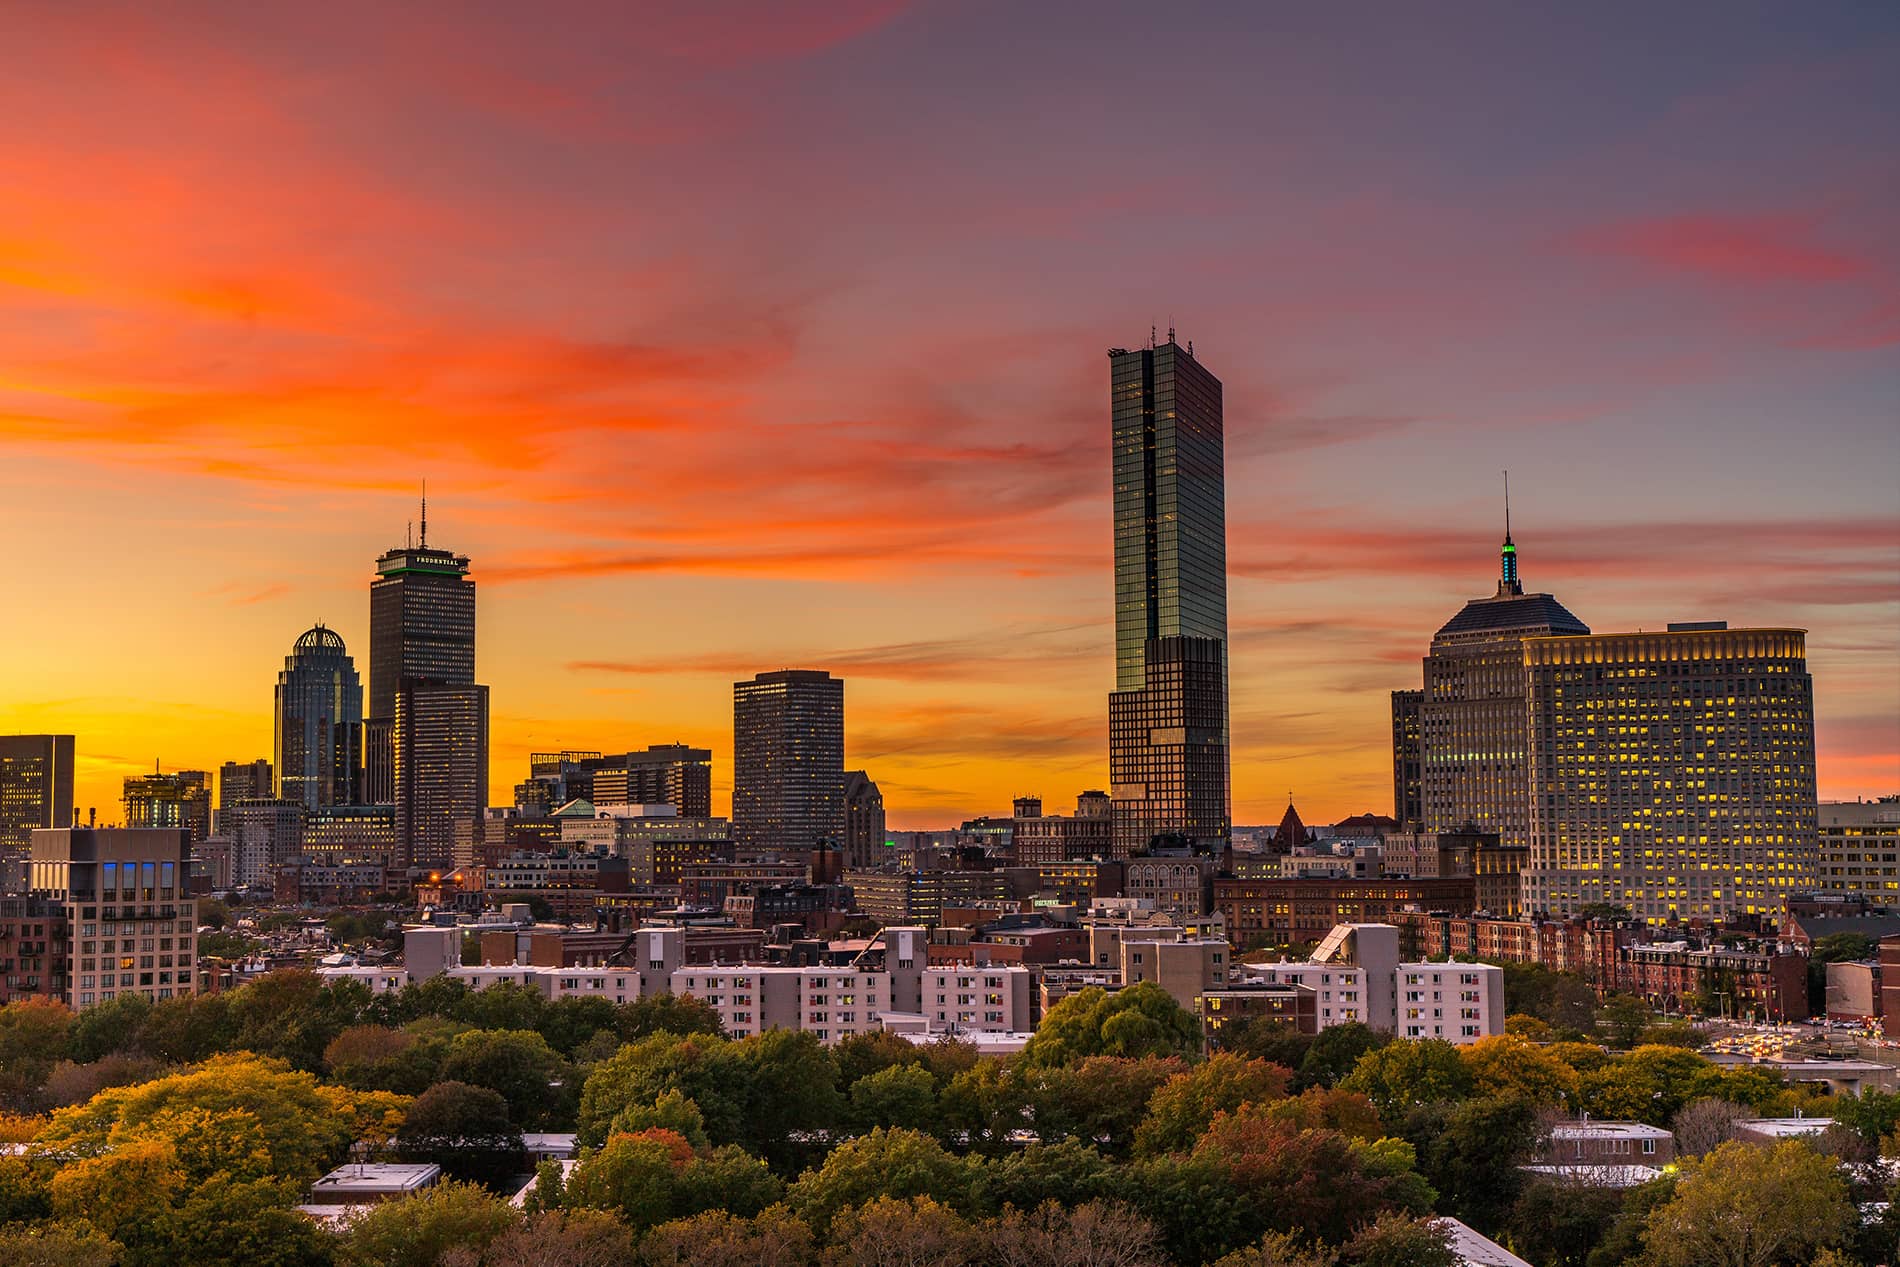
[1390,690,1423,827]
[217,759,274,809]
[1419,526,1587,848]
[1521,623,1818,923]
[0,735,74,883]
[122,769,212,842]
[394,682,489,872]
[843,770,886,870]
[1109,635,1229,855]
[1107,337,1229,848]
[274,624,364,810]
[364,506,476,805]
[732,670,844,857]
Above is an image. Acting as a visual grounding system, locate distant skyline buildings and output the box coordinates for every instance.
[365,512,477,807]
[0,735,74,884]
[732,669,845,856]
[273,624,363,811]
[122,768,211,842]
[1107,337,1230,852]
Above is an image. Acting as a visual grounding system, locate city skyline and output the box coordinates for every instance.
[0,4,1895,826]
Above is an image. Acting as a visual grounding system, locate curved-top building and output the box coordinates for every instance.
[274,624,364,810]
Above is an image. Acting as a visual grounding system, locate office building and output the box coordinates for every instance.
[394,682,489,870]
[732,670,844,856]
[1522,623,1819,923]
[842,770,886,870]
[1109,636,1229,855]
[520,746,714,820]
[274,624,363,810]
[1240,922,1504,1042]
[302,804,399,863]
[28,827,198,1008]
[364,510,477,804]
[1419,527,1589,849]
[1012,791,1113,864]
[221,797,306,888]
[217,759,273,810]
[1390,690,1423,826]
[0,735,74,885]
[1816,799,1900,907]
[1381,827,1527,918]
[1108,337,1230,852]
[123,769,212,843]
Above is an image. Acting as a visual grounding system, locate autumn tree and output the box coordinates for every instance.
[335,1179,521,1267]
[438,1208,635,1267]
[0,999,73,1106]
[1210,1231,1334,1267]
[1672,1097,1750,1157]
[983,1199,1169,1267]
[1337,1212,1456,1267]
[823,1196,977,1267]
[635,1207,816,1267]
[1458,1034,1579,1107]
[1019,983,1200,1067]
[1640,1139,1854,1267]
[786,1128,983,1236]
[1340,1039,1474,1122]
[1025,1055,1182,1155]
[1135,1054,1292,1156]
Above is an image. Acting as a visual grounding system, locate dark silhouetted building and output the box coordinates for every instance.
[1110,636,1228,856]
[1390,689,1423,827]
[522,746,713,818]
[1,735,74,883]
[1108,337,1229,852]
[843,770,886,870]
[733,670,844,856]
[1013,791,1113,863]
[364,513,477,805]
[217,758,274,809]
[274,624,363,810]
[123,769,211,843]
[394,682,489,870]
[1419,528,1587,849]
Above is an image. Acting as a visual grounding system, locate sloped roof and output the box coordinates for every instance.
[1434,592,1589,641]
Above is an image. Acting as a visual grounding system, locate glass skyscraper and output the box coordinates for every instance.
[0,735,74,885]
[274,624,364,810]
[732,670,844,857]
[1108,338,1229,849]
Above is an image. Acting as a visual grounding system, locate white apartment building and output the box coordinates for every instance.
[1238,922,1503,1044]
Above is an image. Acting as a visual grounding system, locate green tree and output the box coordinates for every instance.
[0,1221,127,1267]
[225,970,370,1070]
[1296,1023,1388,1090]
[1210,1019,1315,1071]
[134,994,236,1064]
[440,1028,568,1127]
[1112,1152,1258,1266]
[1341,1040,1474,1121]
[834,1031,926,1088]
[1579,1045,1748,1125]
[1025,1055,1181,1156]
[169,1173,330,1267]
[1135,1053,1292,1156]
[536,996,620,1058]
[939,1059,1029,1155]
[1210,1230,1334,1267]
[396,1081,524,1189]
[565,1129,778,1233]
[1595,994,1652,1050]
[1499,964,1599,1037]
[786,1128,982,1236]
[984,1141,1114,1211]
[636,1207,816,1267]
[1458,1035,1579,1107]
[1401,1094,1540,1230]
[577,1033,748,1148]
[1339,1212,1455,1267]
[848,1062,939,1136]
[1505,1178,1625,1267]
[617,994,725,1042]
[66,996,151,1064]
[734,1028,845,1168]
[325,1022,455,1096]
[1020,983,1200,1068]
[1640,1139,1854,1267]
[336,1179,520,1267]
[609,1089,709,1148]
[0,998,74,1104]
[452,981,548,1034]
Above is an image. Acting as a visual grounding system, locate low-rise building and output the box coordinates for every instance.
[1544,1121,1675,1166]
[1815,798,1900,907]
[1239,922,1504,1043]
[1011,792,1114,864]
[1199,982,1318,1045]
[1216,875,1477,947]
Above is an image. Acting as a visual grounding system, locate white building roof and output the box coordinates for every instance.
[1737,1117,1834,1137]
[308,1162,440,1200]
[1549,1121,1673,1141]
[1521,1163,1667,1189]
[1436,1217,1535,1267]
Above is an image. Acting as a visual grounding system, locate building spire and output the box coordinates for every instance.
[420,479,428,548]
[1499,469,1521,596]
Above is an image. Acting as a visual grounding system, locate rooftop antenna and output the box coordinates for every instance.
[1168,315,1175,345]
[1150,323,1157,349]
[1499,469,1522,596]
[420,479,428,548]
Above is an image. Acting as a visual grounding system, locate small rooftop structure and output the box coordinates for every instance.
[1734,1117,1835,1140]
[305,1162,439,1207]
[1520,1163,1667,1189]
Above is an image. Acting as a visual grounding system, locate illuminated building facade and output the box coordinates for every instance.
[1109,636,1229,856]
[732,670,844,856]
[217,758,273,809]
[523,746,714,819]
[364,512,477,804]
[0,735,74,883]
[1521,624,1818,923]
[1108,337,1229,851]
[1815,799,1900,907]
[122,769,212,843]
[1013,791,1114,864]
[274,625,363,810]
[29,827,198,1009]
[1390,689,1423,827]
[1419,530,1588,848]
[394,682,490,870]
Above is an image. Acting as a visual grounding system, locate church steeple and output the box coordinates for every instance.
[1498,470,1522,597]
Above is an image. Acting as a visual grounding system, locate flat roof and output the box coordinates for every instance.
[1436,1216,1536,1267]
[1549,1122,1672,1139]
[1521,1164,1666,1190]
[1737,1117,1834,1136]
[309,1163,440,1197]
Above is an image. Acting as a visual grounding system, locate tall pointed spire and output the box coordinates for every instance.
[419,479,428,548]
[1498,469,1521,596]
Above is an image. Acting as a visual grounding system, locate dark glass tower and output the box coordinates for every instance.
[1108,338,1229,849]
[0,735,74,884]
[274,624,364,810]
[732,670,844,857]
[364,510,475,805]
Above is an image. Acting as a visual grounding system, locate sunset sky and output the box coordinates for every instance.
[1,1,1895,828]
